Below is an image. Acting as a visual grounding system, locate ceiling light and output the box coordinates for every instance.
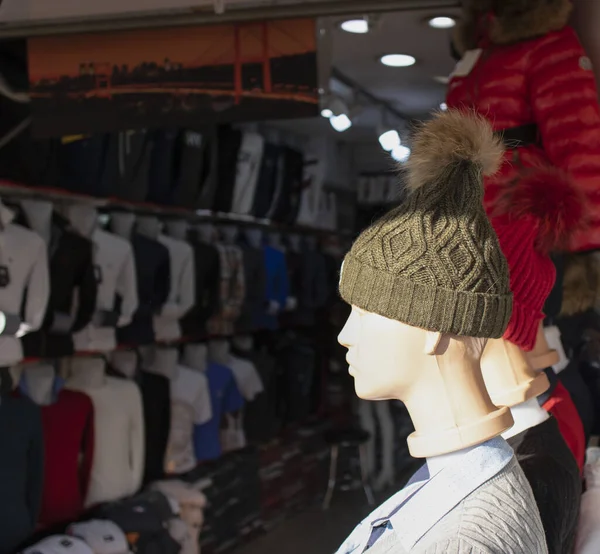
[340,19,369,34]
[380,54,416,68]
[440,102,448,111]
[428,16,456,29]
[379,130,401,152]
[321,108,333,118]
[330,114,352,132]
[391,144,411,163]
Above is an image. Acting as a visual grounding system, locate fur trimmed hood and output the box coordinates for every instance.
[454,0,573,55]
[560,252,600,317]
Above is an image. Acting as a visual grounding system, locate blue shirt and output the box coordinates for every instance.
[193,362,245,461]
[335,437,514,554]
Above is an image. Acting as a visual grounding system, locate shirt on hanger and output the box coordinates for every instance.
[193,362,244,462]
[231,132,265,215]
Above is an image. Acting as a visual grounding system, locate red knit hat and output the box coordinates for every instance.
[491,167,584,351]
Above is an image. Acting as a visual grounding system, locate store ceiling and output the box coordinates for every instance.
[271,5,461,143]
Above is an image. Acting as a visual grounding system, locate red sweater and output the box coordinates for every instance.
[542,382,585,472]
[24,389,95,526]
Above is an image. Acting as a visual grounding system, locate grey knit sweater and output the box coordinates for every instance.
[366,457,547,554]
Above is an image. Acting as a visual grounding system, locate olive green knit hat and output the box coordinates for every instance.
[340,110,513,338]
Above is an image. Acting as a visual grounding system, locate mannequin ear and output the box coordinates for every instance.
[424,331,443,355]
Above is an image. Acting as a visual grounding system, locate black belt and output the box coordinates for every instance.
[496,123,540,148]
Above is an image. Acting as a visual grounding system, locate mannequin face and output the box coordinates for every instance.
[338,306,439,401]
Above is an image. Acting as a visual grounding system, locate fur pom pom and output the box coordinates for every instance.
[493,167,586,254]
[405,110,504,193]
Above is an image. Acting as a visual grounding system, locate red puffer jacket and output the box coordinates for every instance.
[447,0,600,252]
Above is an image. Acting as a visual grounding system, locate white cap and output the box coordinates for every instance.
[23,536,94,554]
[68,521,131,554]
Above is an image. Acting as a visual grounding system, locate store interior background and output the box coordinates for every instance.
[2,0,599,553]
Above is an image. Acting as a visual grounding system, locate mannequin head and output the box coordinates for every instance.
[481,338,549,407]
[110,212,136,239]
[339,307,512,457]
[527,322,560,370]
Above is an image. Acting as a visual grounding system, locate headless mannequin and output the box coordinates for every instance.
[182,343,208,373]
[110,212,136,240]
[232,335,253,352]
[23,365,56,406]
[136,216,162,240]
[481,339,550,439]
[338,308,513,459]
[62,205,98,238]
[110,350,138,379]
[139,345,156,370]
[148,347,179,380]
[166,220,189,241]
[195,224,215,244]
[220,225,238,245]
[244,229,263,249]
[528,322,560,371]
[20,200,53,245]
[208,339,231,366]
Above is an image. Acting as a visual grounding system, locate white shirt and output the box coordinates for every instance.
[0,202,49,366]
[73,229,138,352]
[231,132,265,215]
[154,234,195,342]
[67,364,145,507]
[228,355,264,401]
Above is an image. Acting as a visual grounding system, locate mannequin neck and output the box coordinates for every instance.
[405,336,512,458]
[232,335,253,352]
[208,340,231,366]
[110,350,138,379]
[220,226,238,244]
[147,347,178,379]
[64,205,98,238]
[269,233,283,250]
[69,358,106,389]
[196,224,215,244]
[528,322,560,370]
[20,200,53,244]
[111,212,136,239]
[502,398,549,440]
[245,229,263,249]
[481,338,549,407]
[427,444,477,477]
[139,345,156,369]
[136,216,162,240]
[23,364,56,405]
[183,344,208,372]
[166,220,189,241]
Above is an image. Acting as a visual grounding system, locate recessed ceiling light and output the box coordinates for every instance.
[428,16,456,29]
[340,19,369,34]
[380,54,416,68]
[391,144,411,163]
[330,114,352,132]
[379,130,401,152]
[321,108,333,118]
[440,102,448,111]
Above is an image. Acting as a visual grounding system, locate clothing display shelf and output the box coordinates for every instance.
[0,178,349,238]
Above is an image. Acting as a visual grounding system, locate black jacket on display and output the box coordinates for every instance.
[507,417,581,554]
[101,130,153,202]
[236,245,267,335]
[0,391,44,554]
[59,134,109,196]
[140,370,171,485]
[172,129,211,208]
[213,125,242,212]
[117,234,171,347]
[18,212,98,359]
[180,239,220,339]
[251,143,280,218]
[267,147,304,223]
[147,129,179,206]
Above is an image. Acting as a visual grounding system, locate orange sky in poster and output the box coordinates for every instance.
[28,18,316,82]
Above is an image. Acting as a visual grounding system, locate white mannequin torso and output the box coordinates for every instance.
[166,220,189,241]
[110,350,138,379]
[183,343,208,372]
[502,398,550,440]
[23,364,56,405]
[20,199,53,245]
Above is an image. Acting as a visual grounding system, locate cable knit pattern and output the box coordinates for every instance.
[365,458,547,553]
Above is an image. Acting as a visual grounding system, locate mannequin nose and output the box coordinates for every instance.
[338,309,357,348]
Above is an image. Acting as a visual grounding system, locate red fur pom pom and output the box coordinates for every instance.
[493,167,586,254]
